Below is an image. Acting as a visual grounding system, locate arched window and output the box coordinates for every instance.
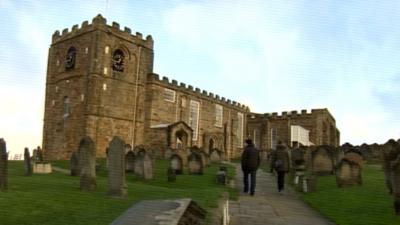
[63,96,70,117]
[65,47,76,70]
[112,49,125,72]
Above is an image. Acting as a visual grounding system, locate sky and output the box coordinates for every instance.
[1,0,400,157]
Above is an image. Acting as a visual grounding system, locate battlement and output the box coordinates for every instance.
[147,73,247,110]
[52,14,153,49]
[248,108,331,120]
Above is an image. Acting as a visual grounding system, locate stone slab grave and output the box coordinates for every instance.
[0,138,8,191]
[188,152,203,175]
[336,158,362,187]
[110,199,206,225]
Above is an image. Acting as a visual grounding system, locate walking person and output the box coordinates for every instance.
[270,141,290,192]
[241,138,260,196]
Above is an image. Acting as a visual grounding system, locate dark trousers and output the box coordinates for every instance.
[243,169,257,194]
[277,171,286,191]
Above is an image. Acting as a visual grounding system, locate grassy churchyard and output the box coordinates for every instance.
[0,160,237,225]
[300,164,400,225]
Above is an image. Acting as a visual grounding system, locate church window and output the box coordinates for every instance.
[215,104,223,127]
[163,88,176,102]
[65,47,76,70]
[189,100,200,141]
[63,96,70,117]
[112,49,125,72]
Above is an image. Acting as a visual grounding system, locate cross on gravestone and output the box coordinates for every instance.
[70,151,79,176]
[78,137,96,191]
[107,137,127,198]
[0,139,8,191]
[188,152,203,175]
[24,147,32,176]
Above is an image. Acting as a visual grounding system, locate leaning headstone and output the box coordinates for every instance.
[78,137,96,191]
[170,154,183,175]
[70,151,79,176]
[0,139,8,191]
[210,149,221,163]
[24,147,32,176]
[125,151,135,172]
[311,146,334,175]
[188,152,203,175]
[107,137,127,198]
[336,159,362,187]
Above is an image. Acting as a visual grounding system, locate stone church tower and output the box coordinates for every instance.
[42,15,154,160]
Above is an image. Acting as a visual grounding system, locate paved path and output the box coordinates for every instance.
[228,163,336,225]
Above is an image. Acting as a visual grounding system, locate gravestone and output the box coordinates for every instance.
[199,151,209,167]
[24,147,32,176]
[188,152,203,175]
[107,137,127,198]
[0,138,8,191]
[167,167,176,182]
[343,148,363,167]
[170,154,183,175]
[36,146,43,162]
[134,149,153,180]
[32,148,37,163]
[210,149,221,163]
[125,151,135,172]
[391,155,400,215]
[311,146,334,175]
[70,151,79,176]
[78,137,96,191]
[336,159,362,187]
[164,148,173,160]
[382,139,399,195]
[216,166,226,185]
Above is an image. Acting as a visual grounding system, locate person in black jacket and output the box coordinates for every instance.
[270,141,290,192]
[241,138,260,196]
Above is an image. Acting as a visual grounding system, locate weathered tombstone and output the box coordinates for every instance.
[343,148,363,167]
[107,137,127,198]
[170,154,183,175]
[210,149,221,163]
[24,147,32,176]
[0,139,8,191]
[134,149,154,180]
[216,166,226,185]
[382,139,399,195]
[199,151,209,167]
[78,137,96,191]
[336,159,362,187]
[167,167,176,182]
[36,146,43,162]
[32,148,38,163]
[302,175,316,193]
[311,146,334,175]
[125,151,135,172]
[70,151,79,176]
[392,155,400,215]
[188,152,203,175]
[164,148,173,160]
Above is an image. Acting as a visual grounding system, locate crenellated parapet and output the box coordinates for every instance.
[147,73,247,110]
[51,14,153,49]
[248,108,329,120]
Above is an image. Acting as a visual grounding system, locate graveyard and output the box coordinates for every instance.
[0,156,236,225]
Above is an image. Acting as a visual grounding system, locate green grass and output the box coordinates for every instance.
[0,160,237,225]
[300,164,400,225]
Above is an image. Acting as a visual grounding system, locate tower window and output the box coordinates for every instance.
[63,96,70,117]
[189,100,200,141]
[65,47,76,70]
[215,104,223,127]
[237,112,244,147]
[112,49,125,72]
[164,88,176,102]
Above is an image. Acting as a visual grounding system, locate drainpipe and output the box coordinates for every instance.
[131,46,142,147]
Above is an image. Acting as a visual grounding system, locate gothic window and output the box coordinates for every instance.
[188,100,200,141]
[63,96,70,117]
[112,49,125,72]
[215,104,223,127]
[65,47,76,70]
[163,88,176,102]
[237,112,244,147]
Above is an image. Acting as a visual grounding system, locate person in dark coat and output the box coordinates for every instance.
[270,141,290,192]
[241,138,260,195]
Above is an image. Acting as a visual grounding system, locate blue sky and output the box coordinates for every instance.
[1,0,400,156]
